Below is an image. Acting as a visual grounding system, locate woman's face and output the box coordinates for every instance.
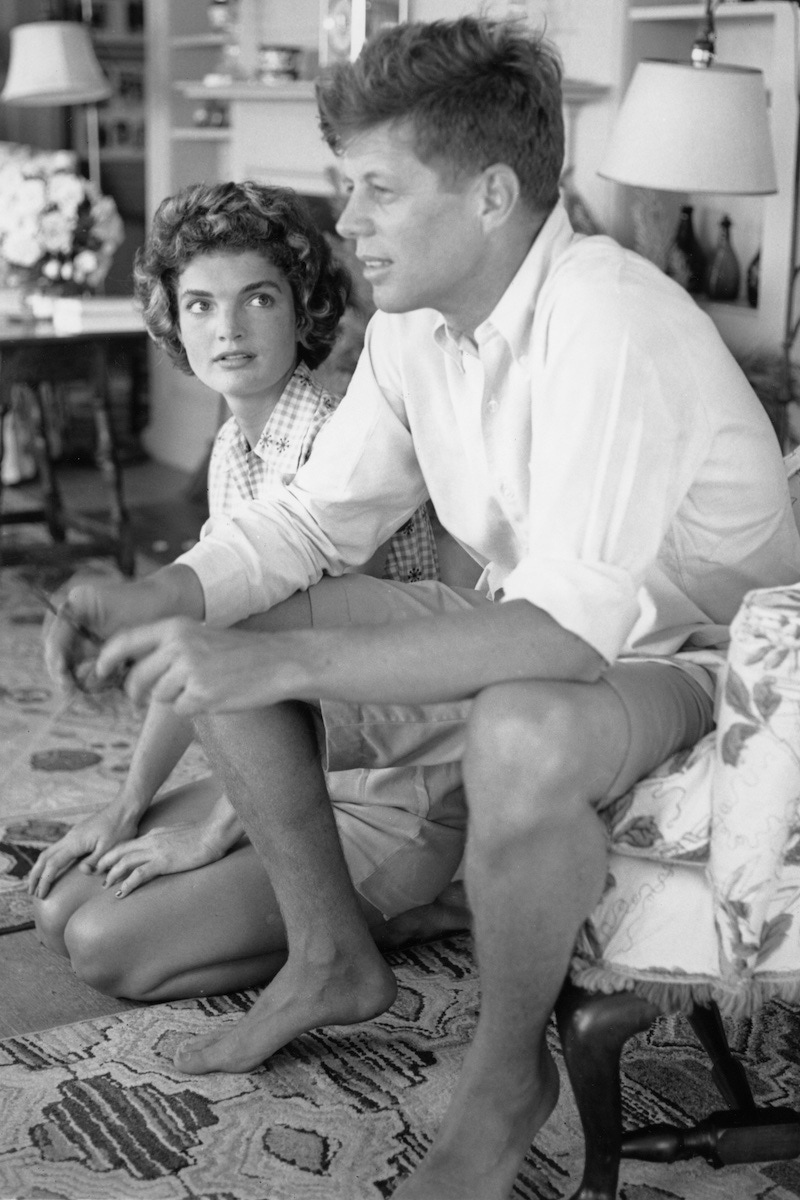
[176,248,299,408]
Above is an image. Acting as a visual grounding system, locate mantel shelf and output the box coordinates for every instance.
[175,77,610,105]
[175,80,317,102]
[630,2,780,20]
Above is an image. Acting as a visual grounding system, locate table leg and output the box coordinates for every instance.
[21,383,67,543]
[89,342,135,576]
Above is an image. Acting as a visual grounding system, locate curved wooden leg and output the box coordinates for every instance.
[556,982,660,1200]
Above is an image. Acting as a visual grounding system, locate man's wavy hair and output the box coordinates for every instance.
[133,181,351,374]
[316,17,564,215]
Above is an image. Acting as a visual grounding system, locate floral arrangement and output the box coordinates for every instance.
[0,147,125,295]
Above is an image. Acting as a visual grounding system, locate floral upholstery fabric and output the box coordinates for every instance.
[569,452,800,1017]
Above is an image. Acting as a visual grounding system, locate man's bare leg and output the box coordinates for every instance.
[392,678,627,1200]
[173,695,397,1075]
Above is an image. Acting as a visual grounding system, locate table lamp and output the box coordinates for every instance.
[598,2,777,283]
[0,20,112,192]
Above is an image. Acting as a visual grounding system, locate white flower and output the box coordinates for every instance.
[72,249,98,283]
[18,176,47,214]
[3,225,42,268]
[42,258,61,280]
[40,209,74,256]
[48,171,86,215]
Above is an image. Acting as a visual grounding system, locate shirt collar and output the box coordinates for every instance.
[219,363,313,468]
[432,200,579,364]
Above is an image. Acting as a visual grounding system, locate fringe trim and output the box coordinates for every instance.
[569,962,800,1019]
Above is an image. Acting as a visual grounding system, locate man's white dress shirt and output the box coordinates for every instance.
[178,203,800,676]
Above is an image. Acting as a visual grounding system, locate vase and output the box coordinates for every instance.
[666,205,706,294]
[706,215,741,303]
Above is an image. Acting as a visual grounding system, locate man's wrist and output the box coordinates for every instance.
[148,563,206,622]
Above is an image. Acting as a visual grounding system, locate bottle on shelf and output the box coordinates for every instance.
[706,215,741,303]
[666,205,706,295]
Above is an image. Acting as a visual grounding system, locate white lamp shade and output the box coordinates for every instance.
[598,59,777,195]
[1,21,112,106]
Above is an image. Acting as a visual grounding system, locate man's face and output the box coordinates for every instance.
[336,121,488,330]
[176,249,298,406]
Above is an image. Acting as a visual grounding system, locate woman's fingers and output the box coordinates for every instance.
[28,841,81,897]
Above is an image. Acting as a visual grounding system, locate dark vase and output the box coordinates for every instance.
[706,215,741,302]
[746,249,761,308]
[666,205,706,294]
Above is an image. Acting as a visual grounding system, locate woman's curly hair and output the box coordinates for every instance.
[133,181,351,373]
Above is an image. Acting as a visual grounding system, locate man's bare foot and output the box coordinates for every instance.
[390,1044,560,1200]
[377,882,471,951]
[174,948,397,1075]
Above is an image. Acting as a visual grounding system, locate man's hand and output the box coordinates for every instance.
[28,801,142,899]
[92,822,235,898]
[96,618,297,714]
[42,566,206,696]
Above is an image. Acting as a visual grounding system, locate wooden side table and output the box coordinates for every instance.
[0,308,148,577]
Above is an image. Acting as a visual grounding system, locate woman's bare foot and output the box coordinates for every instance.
[174,945,397,1074]
[390,1043,560,1200]
[377,882,471,951]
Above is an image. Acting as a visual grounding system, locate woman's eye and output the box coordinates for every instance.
[185,298,210,314]
[250,292,275,308]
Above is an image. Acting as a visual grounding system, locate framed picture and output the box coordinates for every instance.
[319,0,409,67]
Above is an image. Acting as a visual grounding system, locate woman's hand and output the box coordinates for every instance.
[93,822,234,898]
[28,801,142,899]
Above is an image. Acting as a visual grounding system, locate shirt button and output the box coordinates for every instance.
[499,482,512,499]
[487,399,499,413]
[517,354,530,373]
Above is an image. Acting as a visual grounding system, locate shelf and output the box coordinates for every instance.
[171,127,232,142]
[170,33,227,50]
[93,32,145,46]
[630,3,780,20]
[99,149,145,162]
[175,80,317,102]
[175,77,608,106]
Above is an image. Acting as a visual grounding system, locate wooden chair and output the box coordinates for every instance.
[555,986,800,1199]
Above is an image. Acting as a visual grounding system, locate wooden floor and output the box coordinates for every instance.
[0,455,202,1038]
[0,931,138,1038]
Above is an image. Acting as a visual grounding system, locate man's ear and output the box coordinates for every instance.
[478,164,521,231]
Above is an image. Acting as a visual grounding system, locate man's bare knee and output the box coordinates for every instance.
[463,680,616,835]
[465,683,574,787]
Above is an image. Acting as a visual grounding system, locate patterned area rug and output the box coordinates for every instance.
[1,935,800,1200]
[0,816,76,934]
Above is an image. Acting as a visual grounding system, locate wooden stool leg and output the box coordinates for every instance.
[556,983,660,1200]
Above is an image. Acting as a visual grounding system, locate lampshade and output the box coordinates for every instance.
[1,21,111,107]
[598,59,777,195]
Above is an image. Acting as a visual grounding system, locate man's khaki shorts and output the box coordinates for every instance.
[307,574,715,912]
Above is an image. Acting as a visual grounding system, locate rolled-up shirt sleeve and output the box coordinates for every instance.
[177,322,429,626]
[499,266,711,663]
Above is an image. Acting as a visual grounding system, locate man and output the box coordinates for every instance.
[45,17,800,1200]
